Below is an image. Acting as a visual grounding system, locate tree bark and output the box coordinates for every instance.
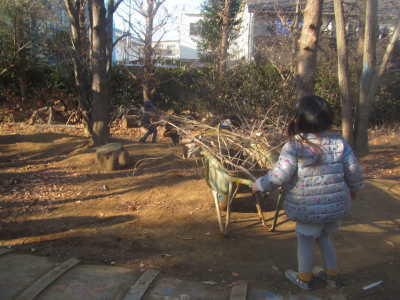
[14,10,28,104]
[357,0,367,60]
[142,0,156,102]
[64,0,93,136]
[90,0,110,146]
[106,0,115,73]
[355,0,377,155]
[218,0,231,78]
[295,0,323,99]
[375,19,400,81]
[356,18,400,149]
[333,0,353,144]
[290,0,302,73]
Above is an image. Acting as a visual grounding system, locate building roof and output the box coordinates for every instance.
[247,0,398,17]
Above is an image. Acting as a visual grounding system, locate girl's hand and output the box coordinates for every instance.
[252,182,261,193]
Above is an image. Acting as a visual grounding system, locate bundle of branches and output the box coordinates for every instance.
[163,113,287,180]
[28,100,82,125]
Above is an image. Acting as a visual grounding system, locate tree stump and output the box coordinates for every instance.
[96,143,130,171]
[122,115,141,128]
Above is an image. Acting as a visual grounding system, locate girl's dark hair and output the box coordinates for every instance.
[287,95,333,137]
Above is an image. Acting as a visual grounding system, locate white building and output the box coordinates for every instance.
[229,3,253,61]
[177,11,202,62]
[113,10,202,65]
[232,0,398,64]
[113,29,143,64]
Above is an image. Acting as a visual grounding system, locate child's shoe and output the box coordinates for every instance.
[284,269,312,290]
[312,267,343,289]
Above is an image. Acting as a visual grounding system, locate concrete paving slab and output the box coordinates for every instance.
[147,277,229,300]
[0,254,55,300]
[38,264,139,300]
[248,287,284,300]
[287,295,322,300]
[0,252,348,300]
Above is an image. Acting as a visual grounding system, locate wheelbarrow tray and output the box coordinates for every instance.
[201,151,284,235]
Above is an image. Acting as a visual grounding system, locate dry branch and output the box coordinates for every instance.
[162,113,285,180]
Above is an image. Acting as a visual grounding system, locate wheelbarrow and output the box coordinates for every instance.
[201,151,284,235]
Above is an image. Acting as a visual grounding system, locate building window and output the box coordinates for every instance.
[190,22,201,36]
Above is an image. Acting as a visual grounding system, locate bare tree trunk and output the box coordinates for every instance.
[106,0,115,73]
[352,0,366,142]
[64,0,93,136]
[121,0,167,103]
[290,0,302,73]
[333,0,353,144]
[218,0,231,78]
[295,0,323,99]
[357,18,400,144]
[14,12,28,104]
[355,0,377,155]
[357,0,367,60]
[143,0,156,102]
[90,0,110,145]
[378,20,400,79]
[373,19,400,86]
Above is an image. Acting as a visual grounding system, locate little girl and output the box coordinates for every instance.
[253,95,363,290]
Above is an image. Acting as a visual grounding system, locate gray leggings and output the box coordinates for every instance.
[297,231,337,273]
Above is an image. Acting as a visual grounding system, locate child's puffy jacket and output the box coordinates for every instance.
[255,132,363,223]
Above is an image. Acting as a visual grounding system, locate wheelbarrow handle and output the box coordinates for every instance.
[230,177,253,187]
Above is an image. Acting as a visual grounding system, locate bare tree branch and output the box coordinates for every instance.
[377,16,400,78]
[113,31,130,48]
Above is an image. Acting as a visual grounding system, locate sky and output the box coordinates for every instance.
[166,0,201,12]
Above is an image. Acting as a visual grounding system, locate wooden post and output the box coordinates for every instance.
[333,0,353,144]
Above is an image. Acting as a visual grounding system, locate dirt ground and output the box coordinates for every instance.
[1,123,399,299]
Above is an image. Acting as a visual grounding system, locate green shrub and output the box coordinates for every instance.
[2,57,399,127]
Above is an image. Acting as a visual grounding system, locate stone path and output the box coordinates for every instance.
[0,248,346,300]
